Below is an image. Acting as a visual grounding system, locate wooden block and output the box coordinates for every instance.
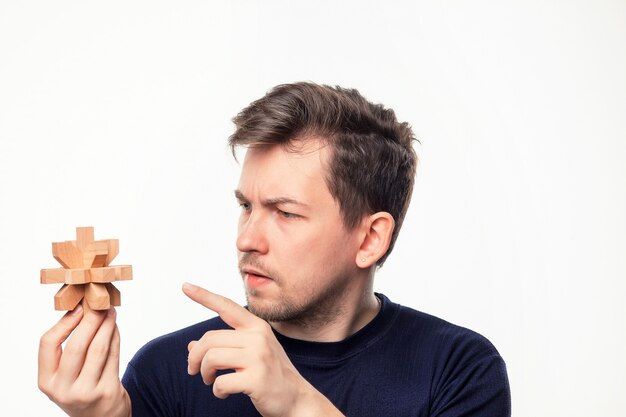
[54,284,85,310]
[52,241,85,269]
[43,227,132,311]
[105,283,121,306]
[89,266,132,283]
[75,227,95,250]
[114,265,133,281]
[64,268,91,284]
[41,268,66,284]
[90,267,117,283]
[105,239,119,266]
[84,282,110,310]
[41,268,91,284]
[83,241,109,268]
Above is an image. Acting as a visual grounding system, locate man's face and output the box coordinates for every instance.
[235,141,361,323]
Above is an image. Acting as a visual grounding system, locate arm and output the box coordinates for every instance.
[431,346,511,417]
[38,304,131,417]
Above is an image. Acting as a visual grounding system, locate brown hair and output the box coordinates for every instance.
[229,82,418,266]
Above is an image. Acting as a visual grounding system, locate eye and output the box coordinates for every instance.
[279,210,299,219]
[239,202,251,211]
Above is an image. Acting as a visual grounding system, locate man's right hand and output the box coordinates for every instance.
[38,304,131,417]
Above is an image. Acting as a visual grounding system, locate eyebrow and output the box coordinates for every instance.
[234,190,310,209]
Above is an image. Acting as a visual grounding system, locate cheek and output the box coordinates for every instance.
[284,225,355,267]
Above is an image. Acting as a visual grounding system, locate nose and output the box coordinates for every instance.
[236,210,269,255]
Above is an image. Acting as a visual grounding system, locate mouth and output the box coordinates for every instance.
[242,267,273,289]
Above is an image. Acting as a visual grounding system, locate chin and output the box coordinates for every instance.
[247,303,282,321]
[246,296,298,322]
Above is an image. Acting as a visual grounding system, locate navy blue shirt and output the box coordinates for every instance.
[122,294,511,416]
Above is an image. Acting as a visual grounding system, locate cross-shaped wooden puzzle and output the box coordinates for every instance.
[40,226,133,310]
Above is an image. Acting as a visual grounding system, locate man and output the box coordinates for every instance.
[39,82,511,416]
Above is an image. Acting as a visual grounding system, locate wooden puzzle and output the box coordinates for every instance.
[40,226,133,310]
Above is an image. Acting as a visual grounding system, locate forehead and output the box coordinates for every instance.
[237,142,334,204]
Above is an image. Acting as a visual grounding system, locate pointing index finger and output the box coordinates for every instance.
[182,282,259,329]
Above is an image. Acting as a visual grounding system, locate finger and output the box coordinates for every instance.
[197,329,249,349]
[183,283,259,329]
[187,330,250,375]
[99,324,121,383]
[38,305,84,382]
[77,308,117,383]
[56,307,108,383]
[198,347,246,385]
[213,372,249,399]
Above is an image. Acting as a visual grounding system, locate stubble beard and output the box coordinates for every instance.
[239,254,351,329]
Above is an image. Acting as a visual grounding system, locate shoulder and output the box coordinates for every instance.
[387,300,510,414]
[391,301,502,362]
[383,298,508,386]
[122,317,233,415]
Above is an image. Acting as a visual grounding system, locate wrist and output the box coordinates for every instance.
[112,388,132,417]
[288,381,344,417]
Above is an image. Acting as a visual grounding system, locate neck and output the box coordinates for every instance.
[269,270,380,342]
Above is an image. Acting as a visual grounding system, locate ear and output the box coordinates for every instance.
[355,212,395,268]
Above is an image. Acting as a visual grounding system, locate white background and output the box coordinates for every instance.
[1,1,625,416]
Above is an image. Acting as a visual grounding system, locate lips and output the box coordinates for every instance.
[242,267,271,280]
[242,267,273,289]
